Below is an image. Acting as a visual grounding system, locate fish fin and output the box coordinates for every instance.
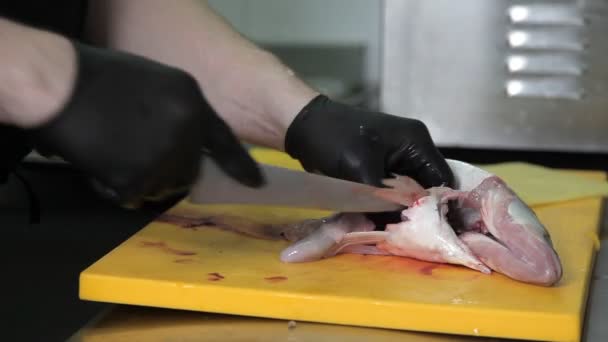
[339,245,391,256]
[323,231,389,258]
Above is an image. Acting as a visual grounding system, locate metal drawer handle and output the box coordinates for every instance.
[506,53,585,75]
[508,3,585,26]
[505,76,583,100]
[507,28,586,51]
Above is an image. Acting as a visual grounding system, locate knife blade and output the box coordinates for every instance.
[187,159,404,213]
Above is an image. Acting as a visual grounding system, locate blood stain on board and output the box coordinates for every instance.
[174,258,195,264]
[165,247,196,256]
[350,254,445,276]
[390,258,448,277]
[140,241,165,248]
[207,272,225,281]
[419,264,441,276]
[264,276,288,283]
[155,214,215,230]
[139,240,197,256]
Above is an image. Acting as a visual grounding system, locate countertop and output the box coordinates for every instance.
[1,148,606,342]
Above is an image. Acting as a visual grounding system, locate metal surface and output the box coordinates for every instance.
[380,0,608,152]
[582,199,608,341]
[188,159,404,212]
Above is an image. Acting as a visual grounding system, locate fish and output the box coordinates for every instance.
[158,159,562,286]
[279,160,563,286]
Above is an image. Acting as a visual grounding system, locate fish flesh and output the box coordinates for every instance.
[279,160,563,286]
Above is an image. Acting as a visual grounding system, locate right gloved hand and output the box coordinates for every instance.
[285,95,453,188]
[284,95,453,228]
[27,41,264,206]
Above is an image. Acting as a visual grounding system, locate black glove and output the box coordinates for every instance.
[285,95,453,188]
[285,95,453,226]
[27,42,264,206]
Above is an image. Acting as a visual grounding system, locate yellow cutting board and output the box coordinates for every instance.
[79,149,604,342]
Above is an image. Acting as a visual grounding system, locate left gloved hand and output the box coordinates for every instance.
[284,95,454,226]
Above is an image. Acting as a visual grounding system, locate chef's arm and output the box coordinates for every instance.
[0,17,76,128]
[85,0,319,151]
[85,0,454,194]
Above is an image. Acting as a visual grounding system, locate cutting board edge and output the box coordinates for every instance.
[79,272,580,342]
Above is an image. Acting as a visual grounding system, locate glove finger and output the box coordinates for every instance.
[139,158,195,202]
[338,131,386,187]
[389,140,454,189]
[339,134,402,229]
[202,116,265,188]
[136,137,205,203]
[411,142,454,188]
[91,145,200,206]
[151,147,201,196]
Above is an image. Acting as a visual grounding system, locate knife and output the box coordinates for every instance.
[187,159,405,213]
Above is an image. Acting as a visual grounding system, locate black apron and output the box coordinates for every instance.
[0,0,89,39]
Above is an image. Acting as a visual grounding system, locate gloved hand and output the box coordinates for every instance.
[27,42,264,206]
[285,95,453,226]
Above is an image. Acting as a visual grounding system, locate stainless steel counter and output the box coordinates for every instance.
[67,200,608,342]
[582,202,608,341]
[380,0,608,154]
